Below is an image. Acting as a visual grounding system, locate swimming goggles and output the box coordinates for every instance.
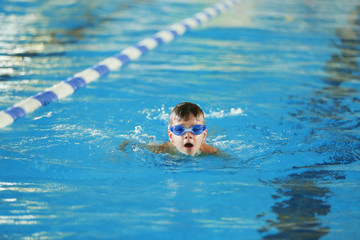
[169,125,206,136]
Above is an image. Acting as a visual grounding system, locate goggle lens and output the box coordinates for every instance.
[169,125,206,136]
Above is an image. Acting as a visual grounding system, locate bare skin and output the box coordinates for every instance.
[119,113,218,156]
[157,113,218,155]
[149,141,218,155]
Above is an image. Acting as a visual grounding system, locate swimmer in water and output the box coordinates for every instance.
[152,102,218,155]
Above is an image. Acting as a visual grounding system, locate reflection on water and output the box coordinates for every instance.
[325,6,360,85]
[0,181,73,227]
[259,171,340,239]
[1,0,360,239]
[260,3,360,239]
[0,0,148,81]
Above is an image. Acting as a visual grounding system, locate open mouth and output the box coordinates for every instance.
[184,143,194,149]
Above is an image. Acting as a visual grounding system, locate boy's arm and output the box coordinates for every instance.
[152,142,219,154]
[200,142,219,154]
[148,142,177,154]
[120,141,218,155]
[119,141,176,154]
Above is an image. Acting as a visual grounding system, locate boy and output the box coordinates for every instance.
[154,102,218,155]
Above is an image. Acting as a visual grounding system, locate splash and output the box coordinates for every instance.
[140,106,245,122]
[205,108,245,119]
[139,105,170,122]
[118,125,156,143]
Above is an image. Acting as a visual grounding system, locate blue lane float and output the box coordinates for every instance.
[0,0,240,128]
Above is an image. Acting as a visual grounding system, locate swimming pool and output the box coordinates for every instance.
[1,0,360,239]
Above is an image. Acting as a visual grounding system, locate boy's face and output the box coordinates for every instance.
[168,113,207,156]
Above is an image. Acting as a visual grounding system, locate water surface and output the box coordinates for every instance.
[1,0,360,239]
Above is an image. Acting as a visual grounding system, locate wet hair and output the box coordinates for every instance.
[169,102,205,125]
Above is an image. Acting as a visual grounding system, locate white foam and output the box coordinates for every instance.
[140,106,169,122]
[205,108,245,118]
[118,125,157,146]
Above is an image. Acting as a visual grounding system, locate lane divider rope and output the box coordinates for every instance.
[0,0,240,128]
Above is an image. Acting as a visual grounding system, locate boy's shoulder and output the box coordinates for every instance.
[200,143,219,154]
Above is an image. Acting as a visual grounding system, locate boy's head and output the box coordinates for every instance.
[168,102,207,155]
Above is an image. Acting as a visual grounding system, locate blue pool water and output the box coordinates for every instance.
[1,0,360,239]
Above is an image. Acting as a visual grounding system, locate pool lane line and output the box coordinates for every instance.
[0,0,240,128]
